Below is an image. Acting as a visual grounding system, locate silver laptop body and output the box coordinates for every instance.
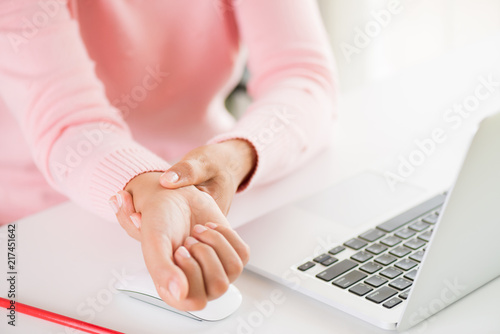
[236,112,500,330]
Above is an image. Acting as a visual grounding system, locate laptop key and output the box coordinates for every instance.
[409,250,425,263]
[375,254,397,266]
[404,238,426,250]
[349,283,373,296]
[313,253,333,264]
[383,297,403,309]
[418,230,433,242]
[332,270,367,289]
[404,269,418,281]
[366,243,388,255]
[328,246,346,255]
[297,261,315,271]
[395,228,416,239]
[376,194,446,232]
[322,257,339,266]
[389,278,412,291]
[380,267,403,279]
[422,212,439,224]
[366,286,398,304]
[360,262,383,274]
[316,259,358,282]
[344,238,368,250]
[389,246,412,258]
[365,275,388,288]
[380,236,402,247]
[351,251,373,263]
[394,259,418,271]
[399,289,411,300]
[409,220,430,232]
[359,229,386,242]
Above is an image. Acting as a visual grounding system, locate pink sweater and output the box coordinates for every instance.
[0,0,336,224]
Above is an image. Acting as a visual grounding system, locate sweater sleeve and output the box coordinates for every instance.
[0,1,169,220]
[208,0,337,191]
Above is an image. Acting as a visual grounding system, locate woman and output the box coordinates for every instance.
[0,0,336,312]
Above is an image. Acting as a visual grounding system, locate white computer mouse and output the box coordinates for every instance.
[115,268,242,321]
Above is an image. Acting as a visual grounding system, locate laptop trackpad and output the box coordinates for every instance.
[295,171,426,228]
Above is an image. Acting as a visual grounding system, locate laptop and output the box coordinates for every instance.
[235,112,500,330]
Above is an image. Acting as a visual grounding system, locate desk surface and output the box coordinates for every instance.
[2,34,500,334]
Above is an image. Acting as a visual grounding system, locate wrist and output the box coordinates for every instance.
[124,172,163,207]
[218,139,257,187]
[125,171,198,210]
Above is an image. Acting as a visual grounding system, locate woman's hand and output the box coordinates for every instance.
[160,139,257,215]
[110,172,250,311]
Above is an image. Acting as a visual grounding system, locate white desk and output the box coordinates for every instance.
[2,34,500,334]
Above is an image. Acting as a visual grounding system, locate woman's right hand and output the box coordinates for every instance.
[109,172,250,311]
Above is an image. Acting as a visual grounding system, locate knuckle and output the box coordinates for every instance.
[196,152,217,175]
[213,224,229,235]
[202,228,223,243]
[240,243,251,265]
[226,259,244,280]
[178,160,196,179]
[196,153,209,168]
[210,277,230,297]
[189,242,210,255]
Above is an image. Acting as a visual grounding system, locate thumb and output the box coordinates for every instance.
[141,224,189,307]
[160,158,214,189]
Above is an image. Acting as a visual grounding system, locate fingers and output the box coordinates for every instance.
[204,223,251,266]
[172,246,208,310]
[192,224,244,282]
[160,155,215,189]
[140,221,189,309]
[180,223,249,301]
[184,235,230,300]
[110,191,141,241]
[166,222,250,305]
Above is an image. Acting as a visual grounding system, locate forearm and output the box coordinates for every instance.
[209,0,337,190]
[50,124,170,220]
[0,3,172,221]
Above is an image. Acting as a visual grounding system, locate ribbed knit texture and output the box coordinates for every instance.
[0,0,337,223]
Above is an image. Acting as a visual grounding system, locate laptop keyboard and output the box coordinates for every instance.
[296,194,446,309]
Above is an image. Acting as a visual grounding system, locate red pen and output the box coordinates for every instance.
[0,298,124,334]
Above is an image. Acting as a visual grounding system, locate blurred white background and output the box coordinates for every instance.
[317,0,500,93]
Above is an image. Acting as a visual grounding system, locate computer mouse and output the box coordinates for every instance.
[115,268,242,321]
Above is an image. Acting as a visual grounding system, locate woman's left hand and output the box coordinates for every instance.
[159,139,257,215]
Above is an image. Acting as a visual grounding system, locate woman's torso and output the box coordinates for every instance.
[0,0,244,222]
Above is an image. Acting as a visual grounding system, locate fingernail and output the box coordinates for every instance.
[185,236,199,247]
[193,224,207,234]
[177,246,190,258]
[109,194,123,214]
[205,222,218,229]
[162,171,179,183]
[168,280,181,301]
[130,215,140,229]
